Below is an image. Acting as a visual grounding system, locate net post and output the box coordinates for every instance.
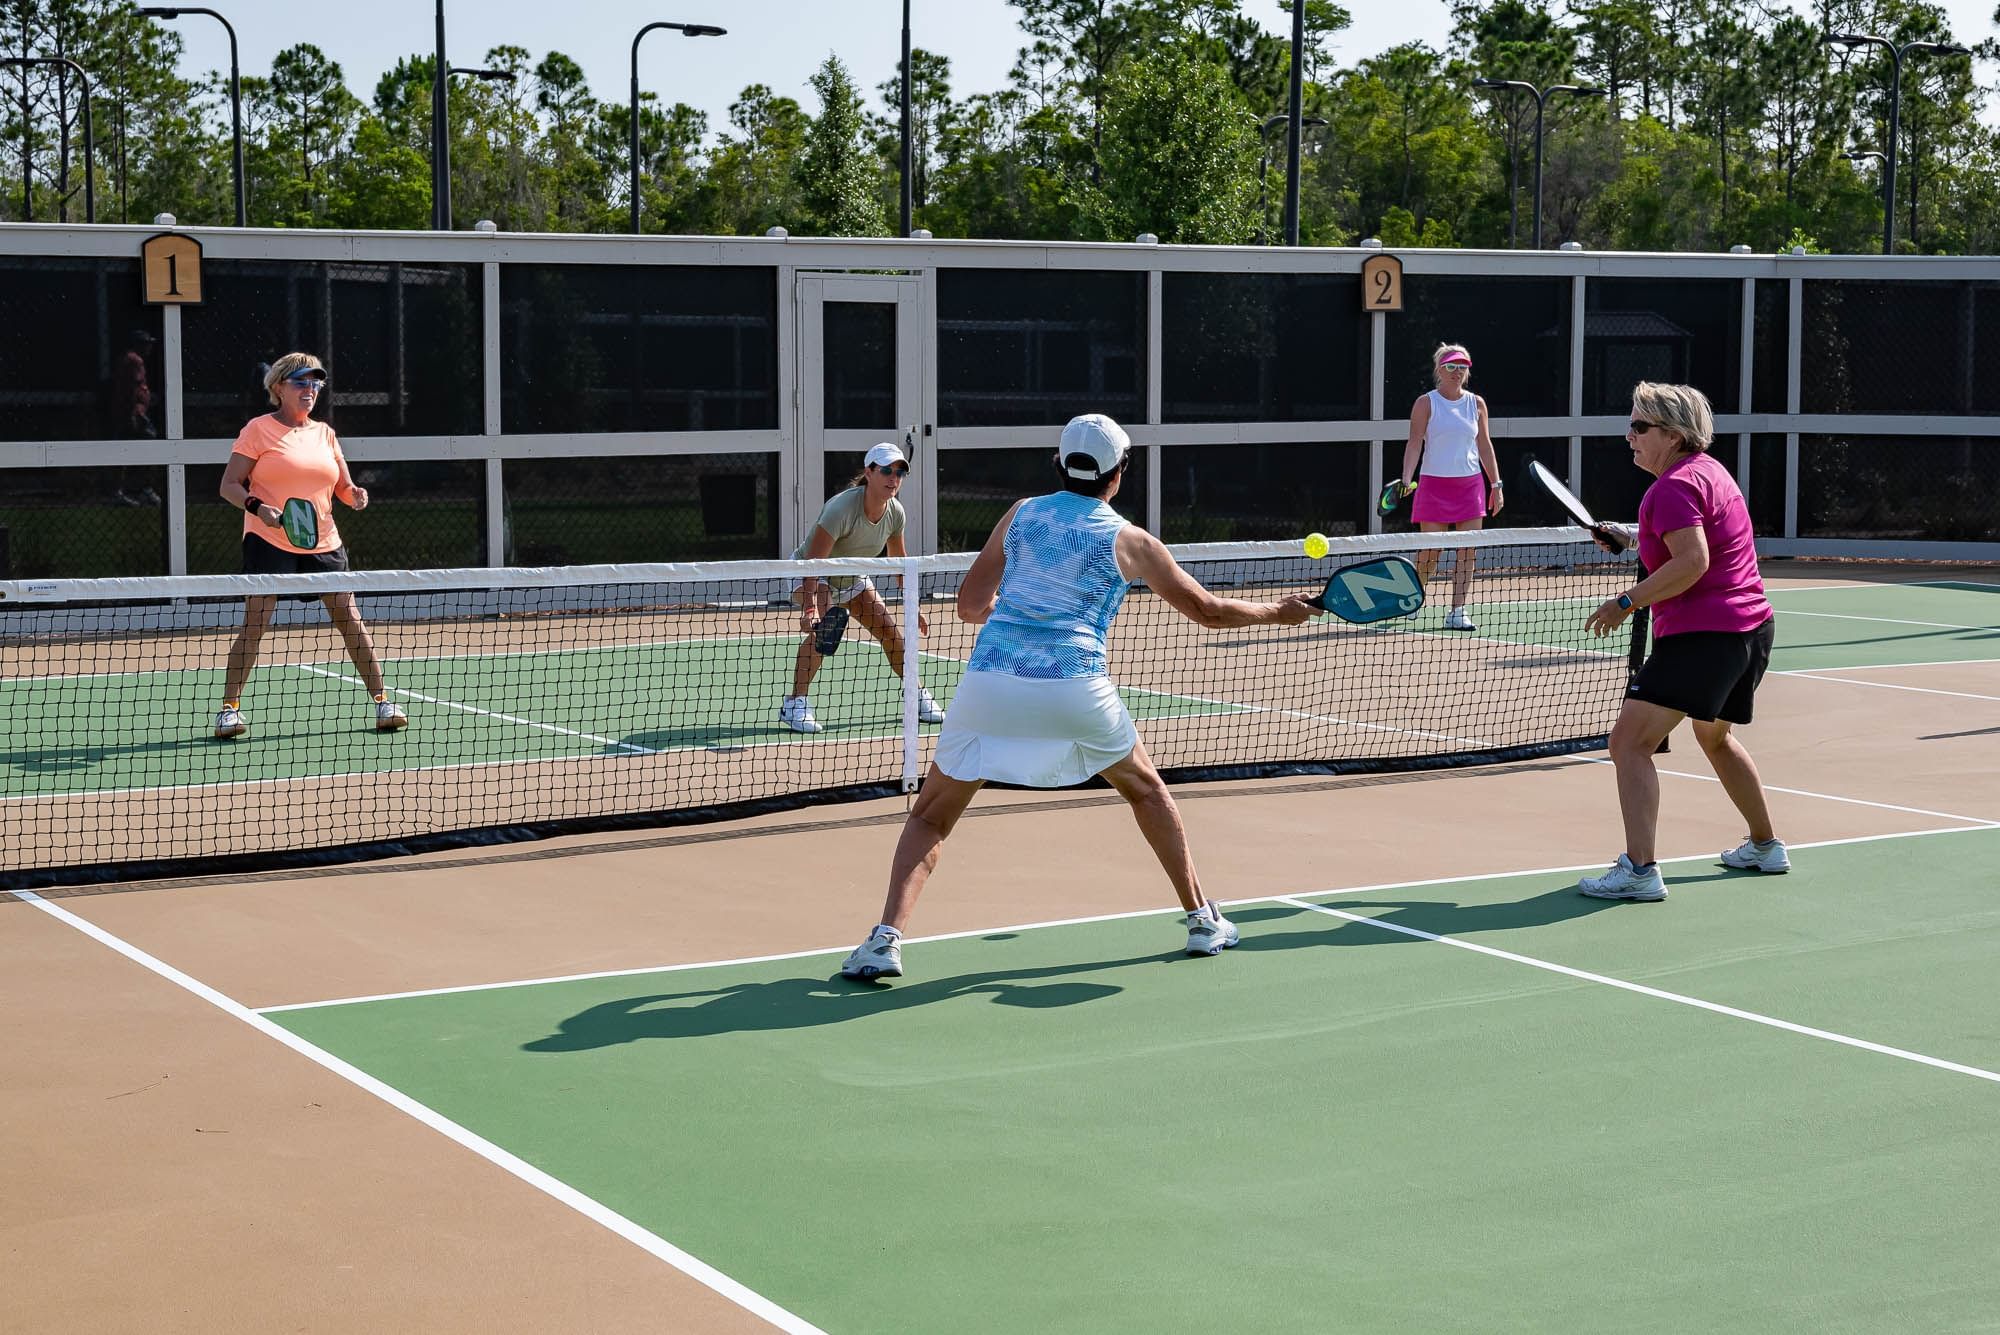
[901,557,921,793]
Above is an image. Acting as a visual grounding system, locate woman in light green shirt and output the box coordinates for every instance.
[781,442,943,733]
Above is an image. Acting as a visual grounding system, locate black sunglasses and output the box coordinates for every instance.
[1628,419,1658,434]
[874,463,910,477]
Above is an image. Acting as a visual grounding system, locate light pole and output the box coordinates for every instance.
[138,7,243,226]
[1282,0,1305,245]
[1473,77,1604,248]
[1,56,94,223]
[629,20,726,235]
[899,0,912,236]
[1256,113,1323,245]
[1820,32,1968,255]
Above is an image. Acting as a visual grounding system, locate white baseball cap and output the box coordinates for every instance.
[864,441,908,470]
[1058,414,1129,479]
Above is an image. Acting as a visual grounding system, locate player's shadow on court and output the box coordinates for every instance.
[1228,885,1627,951]
[521,960,1142,1051]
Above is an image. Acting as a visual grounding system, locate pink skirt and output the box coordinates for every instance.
[1411,472,1487,525]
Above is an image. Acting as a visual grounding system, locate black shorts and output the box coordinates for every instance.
[1627,617,1776,725]
[242,534,350,601]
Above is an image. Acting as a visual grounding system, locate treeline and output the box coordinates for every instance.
[3,0,1997,253]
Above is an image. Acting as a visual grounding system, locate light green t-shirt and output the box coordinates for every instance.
[794,486,905,589]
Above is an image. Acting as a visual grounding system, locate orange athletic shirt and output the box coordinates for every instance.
[232,414,352,554]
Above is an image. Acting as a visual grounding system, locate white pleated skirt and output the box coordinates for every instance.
[933,670,1138,787]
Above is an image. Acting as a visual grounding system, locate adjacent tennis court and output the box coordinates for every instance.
[5,567,1997,1333]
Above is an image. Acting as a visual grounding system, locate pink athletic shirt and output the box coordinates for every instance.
[1637,451,1771,637]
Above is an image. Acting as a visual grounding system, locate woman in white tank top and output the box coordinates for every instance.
[1398,343,1503,630]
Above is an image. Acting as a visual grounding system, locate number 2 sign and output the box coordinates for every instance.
[1360,253,1403,313]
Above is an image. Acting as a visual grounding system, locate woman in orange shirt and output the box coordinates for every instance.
[212,353,408,738]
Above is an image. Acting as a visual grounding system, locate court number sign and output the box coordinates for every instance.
[1360,253,1403,312]
[141,233,203,305]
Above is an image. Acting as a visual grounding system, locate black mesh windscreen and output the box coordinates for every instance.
[823,303,898,429]
[937,448,1147,550]
[1160,442,1370,541]
[937,270,1145,427]
[500,265,778,433]
[185,461,484,572]
[0,466,169,578]
[1162,273,1367,422]
[0,257,165,442]
[1797,435,2000,540]
[180,261,483,439]
[1582,278,1741,414]
[1383,277,1572,417]
[503,455,780,564]
[1752,279,1791,414]
[1803,281,2000,416]
[1748,434,1785,536]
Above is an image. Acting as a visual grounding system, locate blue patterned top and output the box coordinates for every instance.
[966,491,1130,678]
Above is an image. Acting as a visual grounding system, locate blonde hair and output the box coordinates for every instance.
[1432,343,1471,386]
[1630,381,1714,452]
[263,352,325,406]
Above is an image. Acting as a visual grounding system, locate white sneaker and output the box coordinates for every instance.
[1443,606,1476,631]
[1184,905,1241,956]
[1579,854,1667,901]
[841,929,903,979]
[916,687,944,724]
[213,706,247,739]
[375,699,409,731]
[779,696,822,734]
[1721,837,1790,873]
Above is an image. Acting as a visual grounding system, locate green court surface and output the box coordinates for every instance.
[1766,581,2000,671]
[272,827,2000,1335]
[0,638,1240,798]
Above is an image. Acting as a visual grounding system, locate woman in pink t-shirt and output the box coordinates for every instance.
[1577,382,1786,903]
[211,352,407,739]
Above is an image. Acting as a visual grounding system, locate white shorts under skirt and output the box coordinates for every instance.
[934,670,1138,787]
[792,576,874,607]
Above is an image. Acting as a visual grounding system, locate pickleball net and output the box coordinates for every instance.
[0,527,1641,887]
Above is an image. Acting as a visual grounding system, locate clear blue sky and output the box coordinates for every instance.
[149,0,1995,138]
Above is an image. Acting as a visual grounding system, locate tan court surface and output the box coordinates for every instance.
[4,564,1996,1333]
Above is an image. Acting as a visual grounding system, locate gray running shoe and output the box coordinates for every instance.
[1579,854,1667,902]
[1720,837,1790,873]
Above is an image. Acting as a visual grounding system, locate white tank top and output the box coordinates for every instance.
[1421,390,1482,478]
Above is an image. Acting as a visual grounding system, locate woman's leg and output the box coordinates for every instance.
[847,586,908,677]
[1606,698,1684,866]
[321,592,386,697]
[1690,718,1777,844]
[1097,739,1205,914]
[788,586,835,699]
[790,635,824,699]
[1449,517,1482,608]
[878,763,985,931]
[221,596,277,702]
[1415,522,1447,584]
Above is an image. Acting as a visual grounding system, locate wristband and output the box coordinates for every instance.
[244,494,264,515]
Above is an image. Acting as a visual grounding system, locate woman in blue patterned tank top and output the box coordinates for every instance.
[839,415,1315,982]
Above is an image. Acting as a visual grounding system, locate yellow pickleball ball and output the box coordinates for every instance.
[1303,532,1330,560]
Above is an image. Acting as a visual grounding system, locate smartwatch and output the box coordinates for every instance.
[1615,593,1635,611]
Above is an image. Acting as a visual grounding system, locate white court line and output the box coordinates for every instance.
[1775,671,2000,704]
[296,665,661,756]
[10,889,828,1335]
[1775,609,1994,632]
[258,824,1994,1014]
[1575,755,2000,827]
[1275,893,2000,1088]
